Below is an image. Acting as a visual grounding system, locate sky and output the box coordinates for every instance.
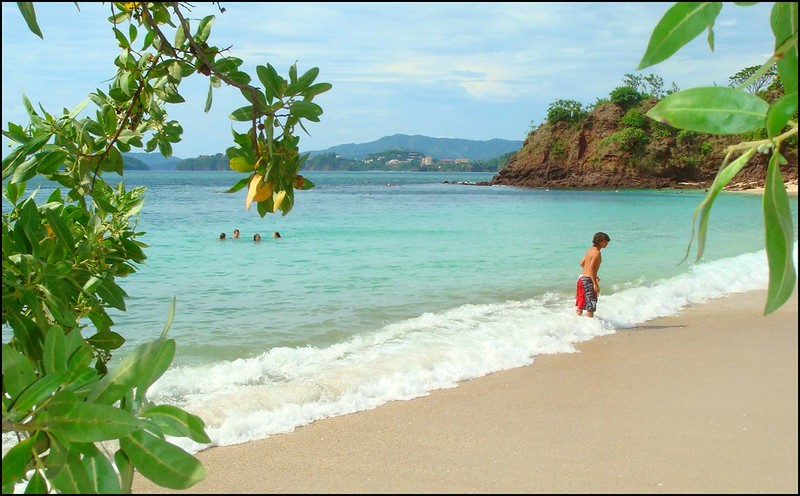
[1,2,778,159]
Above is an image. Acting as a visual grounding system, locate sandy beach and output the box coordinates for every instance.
[727,180,799,196]
[134,288,798,494]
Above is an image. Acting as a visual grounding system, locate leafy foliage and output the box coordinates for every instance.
[2,2,330,493]
[620,109,648,129]
[639,2,798,314]
[546,99,587,125]
[729,64,779,94]
[622,73,678,99]
[600,127,649,154]
[609,86,645,108]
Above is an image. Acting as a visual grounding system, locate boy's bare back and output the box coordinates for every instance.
[580,246,602,280]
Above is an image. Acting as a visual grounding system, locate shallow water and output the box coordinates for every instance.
[2,170,797,453]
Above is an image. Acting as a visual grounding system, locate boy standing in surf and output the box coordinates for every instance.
[576,232,611,318]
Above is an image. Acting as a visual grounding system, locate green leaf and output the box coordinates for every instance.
[766,92,798,138]
[297,176,315,190]
[224,176,250,193]
[647,86,768,135]
[16,2,43,39]
[196,15,215,43]
[68,97,90,119]
[119,430,205,489]
[205,79,214,113]
[22,94,43,123]
[114,449,135,494]
[2,121,28,143]
[86,331,125,351]
[35,149,68,174]
[42,401,144,442]
[229,105,255,122]
[289,100,323,121]
[257,64,284,103]
[215,57,242,74]
[174,24,186,48]
[2,436,36,487]
[228,71,252,86]
[113,27,129,48]
[134,338,175,398]
[5,180,25,204]
[681,148,756,264]
[129,22,138,44]
[83,443,122,494]
[11,156,38,184]
[771,2,798,95]
[295,67,319,89]
[25,471,48,494]
[101,145,125,174]
[141,404,211,444]
[88,338,174,405]
[161,296,177,339]
[11,371,69,421]
[306,82,333,98]
[43,325,68,374]
[762,152,796,315]
[44,207,76,254]
[50,449,94,494]
[2,148,26,181]
[68,349,96,384]
[168,61,183,83]
[638,2,723,70]
[95,274,128,311]
[229,156,254,173]
[2,344,37,398]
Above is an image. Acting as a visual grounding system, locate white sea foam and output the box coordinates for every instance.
[143,247,790,454]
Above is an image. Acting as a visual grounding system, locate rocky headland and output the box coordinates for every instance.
[490,97,798,192]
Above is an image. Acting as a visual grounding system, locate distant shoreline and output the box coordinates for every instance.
[726,179,798,196]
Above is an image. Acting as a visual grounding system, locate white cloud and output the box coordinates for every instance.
[2,2,778,157]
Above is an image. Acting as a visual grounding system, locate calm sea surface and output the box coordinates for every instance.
[3,170,798,453]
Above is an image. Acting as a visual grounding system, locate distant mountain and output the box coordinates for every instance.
[122,152,183,170]
[306,134,523,161]
[119,134,523,171]
[123,155,149,170]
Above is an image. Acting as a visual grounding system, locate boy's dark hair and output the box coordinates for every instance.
[592,232,610,246]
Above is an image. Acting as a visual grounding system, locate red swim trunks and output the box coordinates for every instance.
[575,275,597,312]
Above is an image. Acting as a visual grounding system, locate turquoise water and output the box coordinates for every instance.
[109,171,774,360]
[2,170,797,453]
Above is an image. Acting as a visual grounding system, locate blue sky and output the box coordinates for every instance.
[2,2,777,159]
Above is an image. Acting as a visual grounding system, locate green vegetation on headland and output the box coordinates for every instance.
[491,70,798,190]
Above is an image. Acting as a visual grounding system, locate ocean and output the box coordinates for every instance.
[2,170,798,455]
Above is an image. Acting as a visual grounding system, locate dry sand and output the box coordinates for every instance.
[134,289,798,494]
[728,181,799,196]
